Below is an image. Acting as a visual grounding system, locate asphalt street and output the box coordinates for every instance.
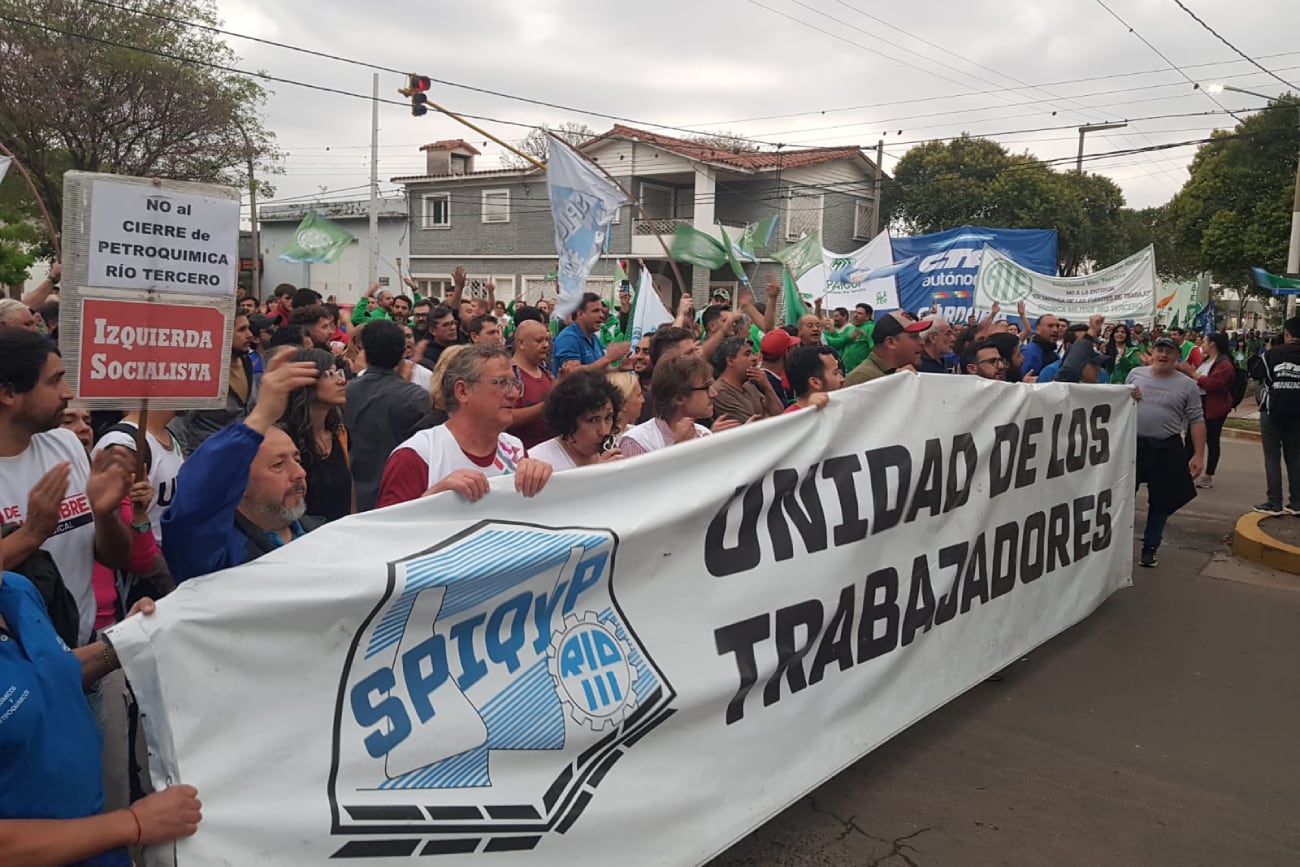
[711,436,1300,867]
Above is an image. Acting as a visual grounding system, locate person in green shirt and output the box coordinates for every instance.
[823,303,874,374]
[351,281,394,326]
[1105,322,1145,384]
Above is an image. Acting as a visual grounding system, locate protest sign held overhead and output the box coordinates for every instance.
[109,375,1135,866]
[60,172,240,409]
[976,244,1158,322]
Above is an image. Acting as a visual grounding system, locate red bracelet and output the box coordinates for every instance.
[127,805,143,846]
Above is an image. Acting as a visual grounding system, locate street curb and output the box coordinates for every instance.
[1222,427,1261,442]
[1231,512,1300,575]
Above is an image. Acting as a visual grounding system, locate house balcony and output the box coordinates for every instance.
[633,217,693,236]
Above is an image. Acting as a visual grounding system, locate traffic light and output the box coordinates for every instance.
[399,74,431,117]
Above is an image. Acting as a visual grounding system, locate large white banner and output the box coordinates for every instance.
[795,231,903,311]
[975,244,1157,321]
[110,376,1136,866]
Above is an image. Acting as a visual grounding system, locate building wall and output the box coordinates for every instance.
[256,216,409,305]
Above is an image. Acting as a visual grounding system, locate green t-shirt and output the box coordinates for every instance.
[824,322,873,372]
[351,299,391,326]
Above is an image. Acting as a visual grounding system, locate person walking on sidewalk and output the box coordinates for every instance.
[1253,317,1300,515]
[1126,337,1206,568]
[1177,332,1235,489]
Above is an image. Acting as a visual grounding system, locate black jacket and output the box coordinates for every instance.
[343,367,431,511]
[1261,342,1300,417]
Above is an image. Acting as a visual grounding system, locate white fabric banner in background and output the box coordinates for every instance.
[795,232,903,311]
[975,244,1157,321]
[110,376,1136,866]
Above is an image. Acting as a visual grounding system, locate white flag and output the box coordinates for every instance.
[0,155,11,184]
[546,136,630,318]
[628,264,674,346]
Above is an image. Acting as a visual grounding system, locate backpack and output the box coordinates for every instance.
[1228,361,1248,409]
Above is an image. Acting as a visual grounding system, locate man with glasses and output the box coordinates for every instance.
[377,345,553,507]
[419,303,462,370]
[963,340,1009,380]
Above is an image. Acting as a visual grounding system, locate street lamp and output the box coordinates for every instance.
[1076,122,1129,172]
[1206,83,1300,297]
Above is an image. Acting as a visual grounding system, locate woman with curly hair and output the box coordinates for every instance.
[278,348,353,520]
[528,370,624,471]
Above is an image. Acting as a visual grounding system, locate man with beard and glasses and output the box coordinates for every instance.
[161,357,324,583]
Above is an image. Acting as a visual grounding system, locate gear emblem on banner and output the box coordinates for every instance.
[547,612,638,731]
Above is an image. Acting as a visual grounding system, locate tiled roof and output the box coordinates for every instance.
[420,139,482,154]
[584,124,870,171]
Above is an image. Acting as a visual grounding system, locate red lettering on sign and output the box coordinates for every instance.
[59,494,91,520]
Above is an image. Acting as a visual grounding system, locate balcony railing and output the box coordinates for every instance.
[634,217,693,236]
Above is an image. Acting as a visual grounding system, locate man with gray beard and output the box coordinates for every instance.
[161,355,324,583]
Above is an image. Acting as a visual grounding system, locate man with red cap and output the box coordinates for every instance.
[844,311,930,386]
[759,329,799,407]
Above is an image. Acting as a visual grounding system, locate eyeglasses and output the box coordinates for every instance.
[689,380,716,392]
[977,357,1009,367]
[476,376,524,395]
[322,368,348,381]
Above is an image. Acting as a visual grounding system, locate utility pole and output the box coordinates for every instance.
[368,72,380,288]
[231,118,260,302]
[1076,122,1128,172]
[871,139,884,237]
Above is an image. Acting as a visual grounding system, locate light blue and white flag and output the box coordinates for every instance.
[0,155,11,184]
[628,264,674,346]
[546,135,630,318]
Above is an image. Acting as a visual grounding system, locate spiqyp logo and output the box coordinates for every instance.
[329,521,676,858]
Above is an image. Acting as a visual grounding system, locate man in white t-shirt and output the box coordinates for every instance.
[0,330,132,645]
[376,345,553,507]
[92,409,184,544]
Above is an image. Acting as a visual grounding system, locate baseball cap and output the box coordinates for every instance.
[873,311,932,341]
[248,314,275,333]
[711,287,731,301]
[1153,336,1179,350]
[760,329,799,358]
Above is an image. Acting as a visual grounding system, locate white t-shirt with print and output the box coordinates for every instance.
[0,429,98,644]
[93,424,184,542]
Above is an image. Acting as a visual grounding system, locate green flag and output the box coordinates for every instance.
[278,211,355,264]
[734,215,777,262]
[1252,267,1300,292]
[772,232,823,279]
[782,269,808,325]
[718,225,750,285]
[669,224,728,270]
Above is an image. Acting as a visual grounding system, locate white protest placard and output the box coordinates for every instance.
[110,375,1136,866]
[60,172,240,410]
[795,231,902,312]
[87,176,239,296]
[976,244,1157,321]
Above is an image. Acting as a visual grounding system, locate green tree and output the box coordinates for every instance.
[883,134,1136,275]
[0,0,279,279]
[1163,95,1299,285]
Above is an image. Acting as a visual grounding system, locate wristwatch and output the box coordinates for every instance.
[130,518,152,534]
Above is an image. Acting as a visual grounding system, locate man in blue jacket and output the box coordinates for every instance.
[161,356,322,583]
[1019,313,1063,379]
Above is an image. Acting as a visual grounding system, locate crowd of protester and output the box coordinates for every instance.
[3,257,1298,865]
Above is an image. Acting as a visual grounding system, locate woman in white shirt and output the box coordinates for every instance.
[528,371,625,471]
[621,355,736,457]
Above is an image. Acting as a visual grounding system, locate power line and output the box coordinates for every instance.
[1088,0,1243,121]
[1167,0,1299,91]
[687,50,1300,128]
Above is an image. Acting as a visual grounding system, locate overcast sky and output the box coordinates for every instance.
[218,0,1298,221]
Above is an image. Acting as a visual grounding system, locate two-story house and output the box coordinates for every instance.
[392,127,884,307]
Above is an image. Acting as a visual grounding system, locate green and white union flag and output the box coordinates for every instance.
[279,211,356,264]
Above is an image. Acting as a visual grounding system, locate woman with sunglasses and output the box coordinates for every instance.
[279,348,354,521]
